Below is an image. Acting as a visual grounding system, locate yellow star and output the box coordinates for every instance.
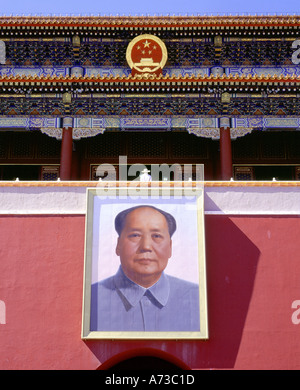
[143,40,151,48]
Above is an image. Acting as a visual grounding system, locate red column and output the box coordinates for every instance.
[60,118,73,180]
[219,117,232,180]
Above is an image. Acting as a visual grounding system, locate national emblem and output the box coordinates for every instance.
[126,34,168,77]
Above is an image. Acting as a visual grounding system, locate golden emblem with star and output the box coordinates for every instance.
[126,34,168,76]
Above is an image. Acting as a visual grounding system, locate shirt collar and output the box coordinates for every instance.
[114,266,170,308]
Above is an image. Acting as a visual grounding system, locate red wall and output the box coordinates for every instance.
[1,213,300,369]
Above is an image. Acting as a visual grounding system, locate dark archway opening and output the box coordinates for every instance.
[106,356,184,370]
[97,349,190,370]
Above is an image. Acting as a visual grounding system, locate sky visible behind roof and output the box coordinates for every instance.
[0,0,299,16]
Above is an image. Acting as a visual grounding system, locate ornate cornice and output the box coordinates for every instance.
[0,73,299,85]
[187,127,253,140]
[1,66,299,86]
[0,15,299,28]
[41,127,105,140]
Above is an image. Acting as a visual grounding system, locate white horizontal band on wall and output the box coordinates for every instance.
[0,182,300,215]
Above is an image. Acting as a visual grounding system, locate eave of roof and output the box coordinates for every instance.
[0,15,299,28]
[0,73,299,84]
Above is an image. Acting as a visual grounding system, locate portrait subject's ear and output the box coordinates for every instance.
[169,239,173,258]
[115,237,121,256]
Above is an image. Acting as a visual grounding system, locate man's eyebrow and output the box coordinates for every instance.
[127,227,164,232]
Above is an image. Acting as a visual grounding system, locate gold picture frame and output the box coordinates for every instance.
[82,185,208,339]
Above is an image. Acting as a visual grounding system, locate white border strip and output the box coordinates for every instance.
[0,182,300,215]
[204,186,300,215]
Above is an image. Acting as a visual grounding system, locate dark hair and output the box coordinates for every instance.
[115,205,177,237]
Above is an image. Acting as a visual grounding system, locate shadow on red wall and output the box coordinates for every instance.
[85,215,260,369]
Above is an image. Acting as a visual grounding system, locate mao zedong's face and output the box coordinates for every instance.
[116,207,172,288]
